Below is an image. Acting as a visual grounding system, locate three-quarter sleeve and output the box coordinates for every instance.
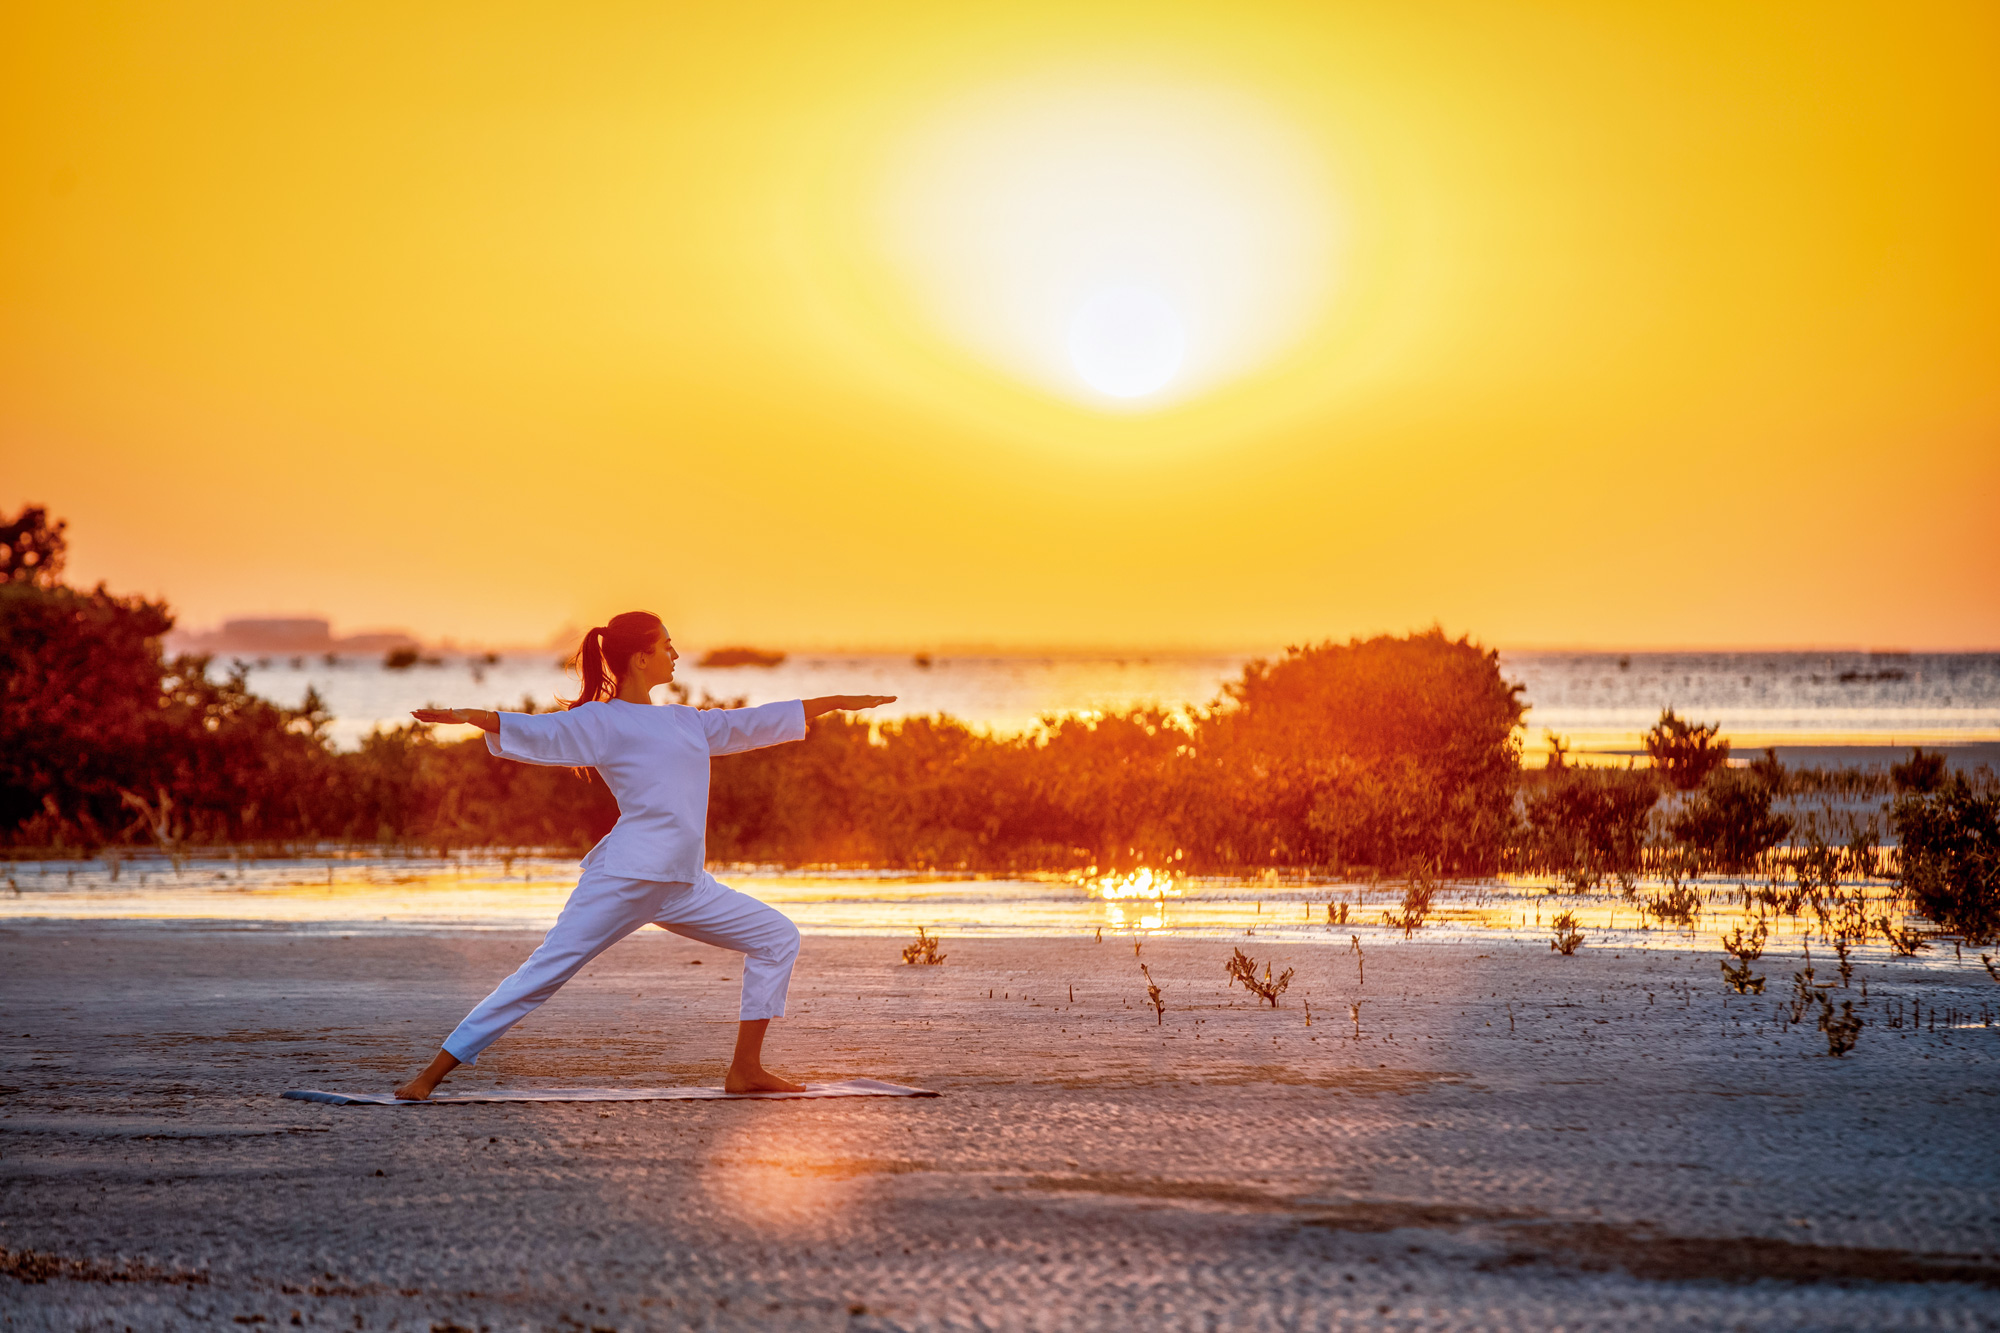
[698,699,808,756]
[486,707,600,767]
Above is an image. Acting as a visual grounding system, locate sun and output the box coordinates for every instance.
[1068,284,1187,399]
[879,72,1340,411]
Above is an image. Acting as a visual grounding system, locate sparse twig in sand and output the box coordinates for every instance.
[1348,934,1364,986]
[1139,963,1164,1025]
[900,927,947,965]
[1550,911,1585,955]
[1782,965,1820,1027]
[1225,947,1293,1006]
[1817,993,1863,1056]
[1877,917,1929,958]
[1349,1000,1362,1041]
[117,786,188,873]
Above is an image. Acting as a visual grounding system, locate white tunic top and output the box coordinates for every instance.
[486,698,807,881]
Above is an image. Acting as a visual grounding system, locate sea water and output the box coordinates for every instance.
[218,649,2000,755]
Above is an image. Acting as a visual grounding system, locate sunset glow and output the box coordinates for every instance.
[2,4,1995,649]
[878,74,1335,409]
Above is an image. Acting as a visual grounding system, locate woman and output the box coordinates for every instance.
[391,611,892,1100]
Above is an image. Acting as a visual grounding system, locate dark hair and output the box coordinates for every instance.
[564,611,665,709]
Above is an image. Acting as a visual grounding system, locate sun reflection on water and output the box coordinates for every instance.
[1077,866,1181,900]
[0,852,1945,964]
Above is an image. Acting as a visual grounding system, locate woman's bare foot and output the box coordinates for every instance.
[724,1064,806,1094]
[723,1018,802,1092]
[393,1049,460,1101]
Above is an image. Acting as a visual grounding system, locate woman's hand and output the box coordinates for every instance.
[412,708,500,733]
[803,695,896,720]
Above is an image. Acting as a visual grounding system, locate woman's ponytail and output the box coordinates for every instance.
[561,611,665,710]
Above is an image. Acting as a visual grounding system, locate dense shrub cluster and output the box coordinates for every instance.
[2,508,1526,872]
[1891,775,2000,942]
[10,501,1990,944]
[702,631,1526,874]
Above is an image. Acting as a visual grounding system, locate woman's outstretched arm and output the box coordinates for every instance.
[802,695,896,720]
[411,708,501,732]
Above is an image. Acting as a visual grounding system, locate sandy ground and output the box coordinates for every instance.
[2,921,1997,1331]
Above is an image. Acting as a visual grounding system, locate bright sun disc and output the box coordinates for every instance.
[1068,286,1187,398]
[880,73,1338,412]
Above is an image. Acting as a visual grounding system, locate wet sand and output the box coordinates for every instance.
[2,922,1997,1331]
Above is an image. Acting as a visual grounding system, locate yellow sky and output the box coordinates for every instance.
[3,2,1996,649]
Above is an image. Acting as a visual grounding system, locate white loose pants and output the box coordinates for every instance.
[442,868,801,1065]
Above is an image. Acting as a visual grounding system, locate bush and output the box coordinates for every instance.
[1519,767,1660,888]
[1891,747,1948,795]
[1668,768,1792,874]
[1890,775,2000,943]
[1192,629,1525,875]
[0,578,334,846]
[2,507,1533,872]
[1644,708,1730,791]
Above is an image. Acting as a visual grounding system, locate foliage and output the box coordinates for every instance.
[1889,774,2000,942]
[1,519,1536,875]
[1817,995,1863,1056]
[0,505,67,587]
[1668,768,1792,874]
[0,577,334,847]
[900,927,947,965]
[1642,884,1702,928]
[1890,747,1948,795]
[1519,766,1659,888]
[1644,708,1730,791]
[1719,920,1767,993]
[1384,864,1437,938]
[1549,911,1584,955]
[1225,947,1292,1006]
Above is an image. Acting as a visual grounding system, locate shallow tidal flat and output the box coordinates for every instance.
[2,924,1997,1331]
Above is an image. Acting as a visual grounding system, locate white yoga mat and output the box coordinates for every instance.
[282,1077,937,1106]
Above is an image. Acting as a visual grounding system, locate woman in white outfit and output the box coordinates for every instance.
[391,611,892,1100]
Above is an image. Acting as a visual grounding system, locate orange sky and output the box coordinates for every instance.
[3,2,1996,650]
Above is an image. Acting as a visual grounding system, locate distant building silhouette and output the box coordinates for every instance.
[171,617,419,655]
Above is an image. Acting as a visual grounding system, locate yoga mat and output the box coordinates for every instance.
[282,1077,937,1105]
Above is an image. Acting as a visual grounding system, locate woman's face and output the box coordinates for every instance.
[628,625,678,690]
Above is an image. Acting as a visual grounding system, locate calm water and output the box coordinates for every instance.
[0,851,1917,959]
[220,649,2000,754]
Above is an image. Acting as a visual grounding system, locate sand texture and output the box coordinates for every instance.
[2,922,1997,1331]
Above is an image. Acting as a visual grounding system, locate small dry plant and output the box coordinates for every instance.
[1719,921,1768,994]
[1349,1000,1362,1040]
[1816,993,1863,1056]
[1983,953,2000,984]
[900,927,947,965]
[1348,933,1365,986]
[1643,884,1703,930]
[1549,911,1585,955]
[1327,901,1350,925]
[1225,947,1293,1007]
[1383,864,1438,939]
[1139,963,1165,1025]
[1876,916,1929,958]
[1781,964,1820,1027]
